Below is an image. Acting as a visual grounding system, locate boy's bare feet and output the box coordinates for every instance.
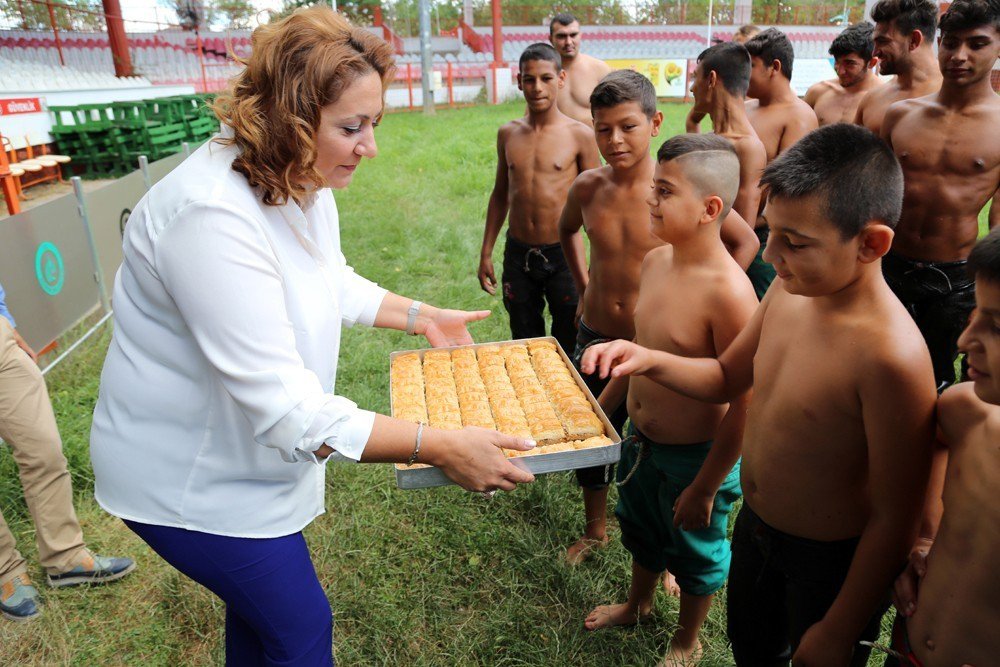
[565,535,609,565]
[656,638,703,667]
[661,570,680,597]
[583,602,652,630]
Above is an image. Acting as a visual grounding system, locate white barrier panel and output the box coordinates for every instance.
[0,194,101,350]
[791,58,838,96]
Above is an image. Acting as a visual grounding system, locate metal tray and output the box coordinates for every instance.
[392,336,622,489]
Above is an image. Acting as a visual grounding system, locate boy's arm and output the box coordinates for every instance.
[794,351,936,666]
[852,89,872,126]
[777,106,818,155]
[803,82,822,109]
[685,108,705,133]
[733,143,765,228]
[596,374,629,416]
[988,182,999,230]
[576,126,602,171]
[673,290,758,530]
[479,128,511,295]
[559,180,590,309]
[720,209,760,271]
[582,286,773,403]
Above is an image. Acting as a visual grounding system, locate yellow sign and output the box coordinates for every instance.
[605,59,688,98]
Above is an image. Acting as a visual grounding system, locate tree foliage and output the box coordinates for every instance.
[0,0,107,31]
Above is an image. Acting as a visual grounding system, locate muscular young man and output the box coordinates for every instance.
[805,22,883,126]
[548,13,613,126]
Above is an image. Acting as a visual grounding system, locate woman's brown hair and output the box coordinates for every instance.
[212,6,395,205]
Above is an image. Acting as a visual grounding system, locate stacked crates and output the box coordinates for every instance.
[48,93,220,177]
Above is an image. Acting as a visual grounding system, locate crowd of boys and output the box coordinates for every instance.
[481,2,999,664]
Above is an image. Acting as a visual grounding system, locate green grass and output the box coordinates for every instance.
[0,100,978,665]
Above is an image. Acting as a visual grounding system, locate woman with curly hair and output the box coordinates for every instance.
[89,7,535,664]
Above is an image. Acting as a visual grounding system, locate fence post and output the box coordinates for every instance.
[195,28,209,93]
[45,0,65,67]
[182,142,192,157]
[72,176,111,314]
[407,63,414,110]
[138,154,151,189]
[447,61,454,106]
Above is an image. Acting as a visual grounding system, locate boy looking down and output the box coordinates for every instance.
[582,134,757,667]
[583,124,937,665]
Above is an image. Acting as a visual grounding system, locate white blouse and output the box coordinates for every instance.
[91,138,387,538]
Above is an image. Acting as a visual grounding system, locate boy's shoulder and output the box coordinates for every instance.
[640,244,673,273]
[938,382,992,448]
[498,117,528,140]
[570,165,613,202]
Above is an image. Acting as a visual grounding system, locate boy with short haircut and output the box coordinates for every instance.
[479,43,601,355]
[887,227,1000,666]
[583,124,937,665]
[805,22,882,126]
[582,134,757,667]
[689,43,770,298]
[743,28,819,163]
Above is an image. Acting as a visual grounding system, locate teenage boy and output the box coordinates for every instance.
[548,13,612,126]
[686,24,761,132]
[744,28,819,163]
[582,134,757,667]
[880,0,1000,391]
[689,43,770,298]
[855,0,942,135]
[582,124,937,665]
[479,43,601,355]
[805,22,883,126]
[889,228,1000,666]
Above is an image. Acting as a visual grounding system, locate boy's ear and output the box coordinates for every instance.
[558,69,567,88]
[857,223,895,263]
[701,196,725,225]
[651,110,664,137]
[708,69,719,90]
[516,73,524,91]
[910,29,925,51]
[867,57,878,70]
[770,59,782,77]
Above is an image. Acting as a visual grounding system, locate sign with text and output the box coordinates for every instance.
[606,59,688,98]
[0,98,43,115]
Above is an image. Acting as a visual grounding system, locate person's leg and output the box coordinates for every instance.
[501,240,547,341]
[0,319,86,576]
[125,520,333,667]
[584,560,660,630]
[726,506,791,666]
[226,606,266,667]
[0,506,28,588]
[541,248,580,356]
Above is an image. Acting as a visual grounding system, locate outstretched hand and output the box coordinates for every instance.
[580,340,653,379]
[424,309,491,348]
[892,541,932,617]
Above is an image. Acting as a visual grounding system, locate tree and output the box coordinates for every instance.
[0,0,107,31]
[215,0,255,28]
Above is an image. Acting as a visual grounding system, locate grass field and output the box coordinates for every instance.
[0,100,991,666]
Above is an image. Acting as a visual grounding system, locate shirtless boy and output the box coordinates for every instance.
[583,124,936,665]
[805,22,883,126]
[855,0,942,135]
[479,43,601,354]
[548,13,612,126]
[558,70,664,565]
[689,43,770,297]
[743,28,819,163]
[582,134,757,667]
[888,228,1000,666]
[880,0,1000,391]
[686,24,760,132]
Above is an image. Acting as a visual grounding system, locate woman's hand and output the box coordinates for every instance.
[431,427,536,492]
[424,309,491,348]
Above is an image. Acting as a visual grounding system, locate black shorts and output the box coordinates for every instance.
[726,504,888,666]
[570,319,628,490]
[882,252,975,392]
[501,235,578,356]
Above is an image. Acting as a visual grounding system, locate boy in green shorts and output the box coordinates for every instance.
[582,134,757,667]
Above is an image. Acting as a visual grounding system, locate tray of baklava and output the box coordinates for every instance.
[391,337,621,489]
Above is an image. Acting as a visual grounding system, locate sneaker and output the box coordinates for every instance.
[46,552,136,588]
[1,574,40,622]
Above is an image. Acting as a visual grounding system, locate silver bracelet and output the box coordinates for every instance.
[407,423,424,466]
[405,300,422,336]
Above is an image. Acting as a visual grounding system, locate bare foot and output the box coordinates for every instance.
[565,535,609,566]
[661,570,681,597]
[656,638,703,667]
[583,602,651,631]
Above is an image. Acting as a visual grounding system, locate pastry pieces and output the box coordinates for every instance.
[477,346,533,442]
[452,348,496,430]
[529,346,603,438]
[502,348,566,445]
[422,351,462,430]
[390,353,427,424]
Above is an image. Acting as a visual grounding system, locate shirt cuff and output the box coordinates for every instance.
[323,408,377,462]
[353,287,388,328]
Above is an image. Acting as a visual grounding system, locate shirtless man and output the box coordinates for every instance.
[583,124,936,665]
[890,228,1000,666]
[686,24,760,132]
[743,28,819,163]
[854,0,942,135]
[690,43,770,297]
[805,22,883,126]
[548,13,612,126]
[582,134,757,667]
[880,0,1000,391]
[479,43,600,355]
